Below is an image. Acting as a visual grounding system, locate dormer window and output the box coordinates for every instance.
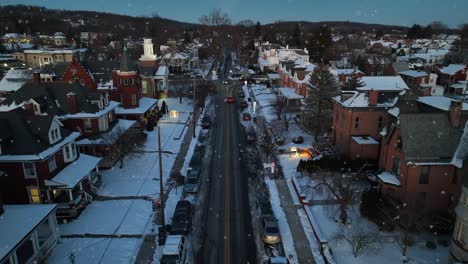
[49,126,61,144]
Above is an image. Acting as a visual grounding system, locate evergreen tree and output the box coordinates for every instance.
[342,73,365,91]
[407,24,422,39]
[183,31,191,44]
[160,100,168,114]
[301,66,339,137]
[255,21,262,38]
[291,23,302,47]
[307,25,333,62]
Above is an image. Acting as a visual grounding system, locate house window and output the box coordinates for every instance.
[419,166,430,184]
[455,220,467,246]
[48,155,57,172]
[123,79,128,85]
[71,143,76,157]
[391,158,400,175]
[29,188,41,203]
[378,116,384,129]
[84,119,92,132]
[23,163,37,178]
[64,144,71,160]
[142,80,148,94]
[130,78,135,85]
[354,116,359,129]
[131,95,137,106]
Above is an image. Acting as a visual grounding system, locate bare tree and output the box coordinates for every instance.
[198,8,232,26]
[334,222,380,258]
[272,97,286,120]
[103,126,146,168]
[310,171,359,224]
[256,124,284,162]
[281,113,295,132]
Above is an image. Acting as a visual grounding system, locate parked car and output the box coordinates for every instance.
[262,216,281,244]
[201,116,211,129]
[242,112,252,121]
[268,256,290,264]
[184,170,200,193]
[225,97,235,103]
[292,136,304,144]
[160,235,187,264]
[239,101,248,108]
[246,132,256,144]
[171,200,192,235]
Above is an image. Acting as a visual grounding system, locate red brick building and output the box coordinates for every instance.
[377,96,468,211]
[278,59,317,97]
[331,76,408,160]
[437,64,467,88]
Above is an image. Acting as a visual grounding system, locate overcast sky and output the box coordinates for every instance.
[3,0,468,28]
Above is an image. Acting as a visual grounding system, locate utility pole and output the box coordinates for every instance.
[192,77,196,138]
[158,125,165,231]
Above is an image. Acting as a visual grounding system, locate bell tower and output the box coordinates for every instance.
[140,21,157,67]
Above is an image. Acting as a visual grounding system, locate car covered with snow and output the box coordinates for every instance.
[184,169,200,193]
[160,235,187,264]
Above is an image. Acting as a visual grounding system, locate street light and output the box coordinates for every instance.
[157,125,166,244]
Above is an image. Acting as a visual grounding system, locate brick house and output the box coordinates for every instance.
[330,68,364,87]
[398,70,435,96]
[278,59,317,97]
[0,108,101,218]
[437,64,467,88]
[0,80,137,169]
[331,76,408,160]
[377,96,468,212]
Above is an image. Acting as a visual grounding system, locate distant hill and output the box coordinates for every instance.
[0,5,410,40]
[0,5,195,38]
[263,21,408,34]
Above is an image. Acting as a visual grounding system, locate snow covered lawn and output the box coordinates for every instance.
[59,200,152,235]
[48,238,140,264]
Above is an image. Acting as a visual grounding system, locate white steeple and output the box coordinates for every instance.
[140,21,156,61]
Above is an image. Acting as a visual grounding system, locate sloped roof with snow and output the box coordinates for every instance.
[332,91,399,108]
[417,96,468,111]
[439,64,466,75]
[0,68,33,92]
[278,87,304,100]
[399,70,428,78]
[45,154,101,188]
[357,76,408,91]
[115,97,158,115]
[0,204,57,262]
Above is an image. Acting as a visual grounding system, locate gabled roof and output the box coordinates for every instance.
[0,108,72,156]
[439,64,466,75]
[0,68,34,93]
[399,70,428,78]
[417,96,468,111]
[400,113,464,163]
[1,82,102,116]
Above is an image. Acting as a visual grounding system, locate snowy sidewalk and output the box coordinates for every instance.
[274,178,316,264]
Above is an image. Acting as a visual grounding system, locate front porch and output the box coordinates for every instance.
[277,87,304,112]
[44,154,102,219]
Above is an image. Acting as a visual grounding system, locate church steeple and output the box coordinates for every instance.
[120,39,135,72]
[140,23,157,64]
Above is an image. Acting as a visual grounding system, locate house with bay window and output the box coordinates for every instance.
[0,201,60,264]
[0,80,137,168]
[0,108,101,219]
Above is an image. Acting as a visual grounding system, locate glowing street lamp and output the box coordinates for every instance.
[169,110,178,118]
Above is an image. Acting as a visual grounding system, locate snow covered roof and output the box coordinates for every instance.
[439,64,466,75]
[352,136,379,145]
[399,70,428,78]
[451,81,468,90]
[45,154,101,189]
[259,58,275,66]
[155,66,168,76]
[452,122,468,169]
[59,101,119,120]
[377,171,400,186]
[330,69,363,76]
[267,73,280,80]
[278,87,304,100]
[23,48,86,54]
[417,96,468,111]
[115,97,158,115]
[0,68,33,92]
[305,63,317,72]
[0,204,57,261]
[388,107,400,117]
[0,128,80,162]
[332,91,398,108]
[358,76,409,91]
[76,119,136,146]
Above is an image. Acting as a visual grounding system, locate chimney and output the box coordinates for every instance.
[23,101,35,115]
[450,100,462,127]
[368,89,379,106]
[32,72,41,84]
[67,92,77,114]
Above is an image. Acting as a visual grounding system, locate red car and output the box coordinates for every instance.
[242,113,252,121]
[225,97,235,103]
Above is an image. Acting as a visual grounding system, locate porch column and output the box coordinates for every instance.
[79,183,83,191]
[68,190,73,201]
[31,230,40,255]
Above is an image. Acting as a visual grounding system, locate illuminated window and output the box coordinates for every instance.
[30,188,41,203]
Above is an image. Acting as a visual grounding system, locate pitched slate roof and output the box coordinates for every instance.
[0,108,72,156]
[1,83,102,116]
[81,60,120,83]
[400,113,464,163]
